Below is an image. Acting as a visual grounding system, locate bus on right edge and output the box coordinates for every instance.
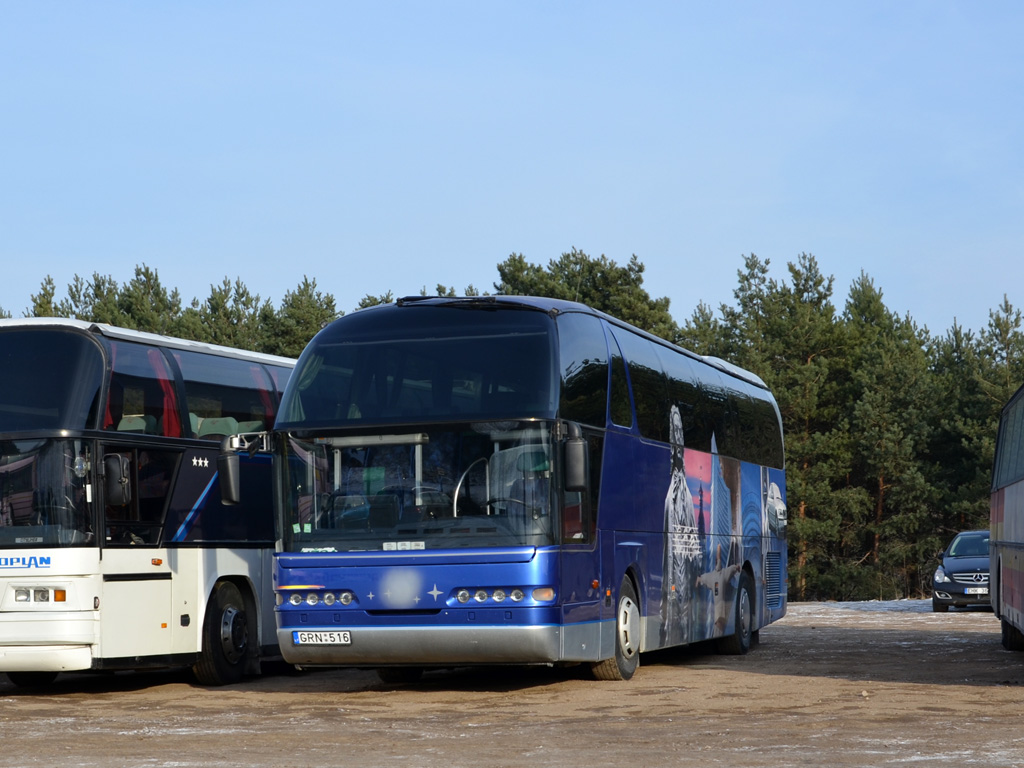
[991,381,1024,651]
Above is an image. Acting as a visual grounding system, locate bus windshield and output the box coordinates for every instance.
[279,421,559,552]
[0,329,105,433]
[276,305,558,431]
[0,438,95,547]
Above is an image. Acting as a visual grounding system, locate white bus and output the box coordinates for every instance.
[0,319,293,686]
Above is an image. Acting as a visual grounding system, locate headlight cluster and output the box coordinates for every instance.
[455,587,554,604]
[278,590,355,607]
[14,587,67,603]
[934,567,951,584]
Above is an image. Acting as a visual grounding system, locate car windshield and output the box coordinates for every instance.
[0,438,96,547]
[949,533,989,558]
[277,421,559,552]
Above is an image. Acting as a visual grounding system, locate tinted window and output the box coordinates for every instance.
[608,332,632,428]
[173,350,280,438]
[657,344,784,467]
[0,329,105,432]
[609,327,669,441]
[556,313,609,427]
[657,346,711,451]
[104,447,179,546]
[995,389,1024,490]
[103,341,182,438]
[279,305,558,430]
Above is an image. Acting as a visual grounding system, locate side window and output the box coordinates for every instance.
[658,348,711,452]
[269,365,292,402]
[698,369,729,455]
[557,313,609,428]
[996,395,1024,489]
[104,342,182,438]
[608,333,632,428]
[732,381,785,468]
[103,447,179,546]
[610,327,669,442]
[174,351,279,439]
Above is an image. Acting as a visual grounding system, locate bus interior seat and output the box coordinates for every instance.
[189,413,200,436]
[236,420,265,432]
[117,415,156,433]
[197,416,239,439]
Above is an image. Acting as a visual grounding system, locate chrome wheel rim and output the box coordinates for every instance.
[219,605,247,663]
[618,594,640,659]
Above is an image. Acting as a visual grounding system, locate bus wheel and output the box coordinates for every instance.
[591,577,640,681]
[377,667,424,684]
[6,671,58,688]
[717,571,754,655]
[193,581,249,686]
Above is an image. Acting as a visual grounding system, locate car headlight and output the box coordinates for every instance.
[934,567,951,583]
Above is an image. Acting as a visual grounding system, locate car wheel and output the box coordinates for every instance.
[931,598,949,613]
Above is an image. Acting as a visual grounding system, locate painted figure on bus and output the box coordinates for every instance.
[661,405,702,646]
[696,542,743,633]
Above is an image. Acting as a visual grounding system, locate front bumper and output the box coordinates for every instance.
[932,584,990,608]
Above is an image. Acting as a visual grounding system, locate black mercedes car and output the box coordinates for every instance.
[932,530,991,612]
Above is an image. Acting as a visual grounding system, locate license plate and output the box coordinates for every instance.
[293,630,352,645]
[965,587,989,595]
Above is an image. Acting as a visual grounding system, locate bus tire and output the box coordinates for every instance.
[1001,618,1024,652]
[6,671,58,688]
[591,577,640,681]
[716,571,754,655]
[193,581,250,686]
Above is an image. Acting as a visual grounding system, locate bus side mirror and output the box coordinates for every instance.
[104,454,132,507]
[564,422,588,493]
[218,440,241,506]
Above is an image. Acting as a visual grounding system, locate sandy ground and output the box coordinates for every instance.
[2,601,1023,768]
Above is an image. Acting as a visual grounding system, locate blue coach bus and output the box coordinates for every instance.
[223,296,787,681]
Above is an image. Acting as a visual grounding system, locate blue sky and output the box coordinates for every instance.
[2,2,1021,336]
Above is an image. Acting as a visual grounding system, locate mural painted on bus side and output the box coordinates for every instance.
[660,405,787,648]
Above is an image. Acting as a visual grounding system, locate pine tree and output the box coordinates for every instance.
[495,248,677,340]
[117,265,184,335]
[263,277,337,358]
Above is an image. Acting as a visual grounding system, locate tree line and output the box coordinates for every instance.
[3,252,1020,601]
